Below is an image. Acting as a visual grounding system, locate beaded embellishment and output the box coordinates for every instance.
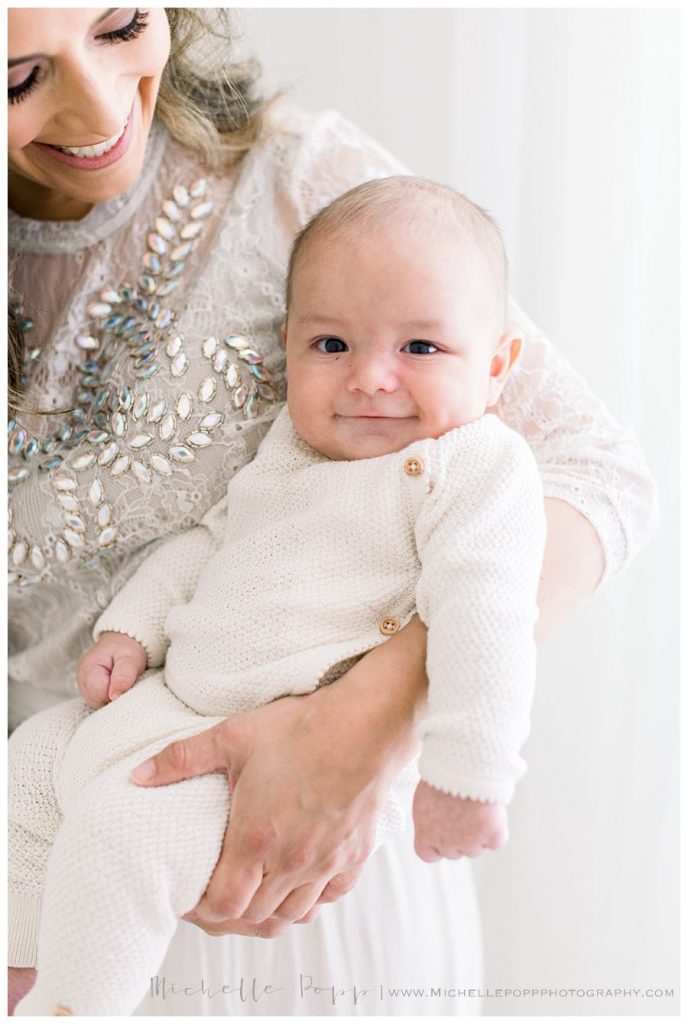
[8,177,277,587]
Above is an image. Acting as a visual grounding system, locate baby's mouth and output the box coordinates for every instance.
[46,119,129,158]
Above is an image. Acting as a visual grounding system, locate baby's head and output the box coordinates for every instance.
[283,176,522,461]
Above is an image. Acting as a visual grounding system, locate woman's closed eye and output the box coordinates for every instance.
[8,66,41,105]
[98,8,150,45]
[315,337,348,353]
[7,9,150,105]
[402,340,439,355]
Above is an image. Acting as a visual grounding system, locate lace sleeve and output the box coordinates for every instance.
[497,297,659,583]
[274,107,409,232]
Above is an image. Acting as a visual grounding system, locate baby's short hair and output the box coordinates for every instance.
[286,176,508,333]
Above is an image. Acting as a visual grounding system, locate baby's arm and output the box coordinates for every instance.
[412,418,547,859]
[78,494,229,708]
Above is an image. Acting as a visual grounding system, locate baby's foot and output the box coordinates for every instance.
[8,967,37,1015]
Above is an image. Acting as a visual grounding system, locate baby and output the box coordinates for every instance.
[10,176,545,1015]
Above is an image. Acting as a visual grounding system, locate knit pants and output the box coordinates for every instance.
[9,672,231,1016]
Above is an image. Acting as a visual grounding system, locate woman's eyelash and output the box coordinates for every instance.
[8,66,41,105]
[8,10,149,105]
[97,8,149,44]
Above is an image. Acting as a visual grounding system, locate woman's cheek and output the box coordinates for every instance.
[138,9,172,77]
[8,106,45,153]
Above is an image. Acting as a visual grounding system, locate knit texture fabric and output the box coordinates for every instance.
[96,407,546,800]
[11,408,544,1014]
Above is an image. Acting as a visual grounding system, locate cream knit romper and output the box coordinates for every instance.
[10,409,545,1015]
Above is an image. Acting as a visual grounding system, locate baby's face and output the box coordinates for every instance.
[285,221,513,461]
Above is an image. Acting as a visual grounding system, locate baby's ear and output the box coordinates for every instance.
[280,321,287,348]
[486,331,523,406]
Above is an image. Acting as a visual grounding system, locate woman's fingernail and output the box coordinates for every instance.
[130,759,155,783]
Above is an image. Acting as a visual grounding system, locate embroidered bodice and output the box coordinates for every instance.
[7,105,658,729]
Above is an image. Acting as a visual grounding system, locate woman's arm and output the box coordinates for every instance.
[498,298,659,585]
[131,499,604,935]
[535,498,605,645]
[131,614,428,933]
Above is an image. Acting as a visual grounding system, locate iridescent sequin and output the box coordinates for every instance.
[8,170,278,587]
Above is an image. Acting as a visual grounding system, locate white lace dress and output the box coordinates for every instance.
[8,105,658,1016]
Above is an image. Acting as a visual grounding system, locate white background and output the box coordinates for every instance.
[235,7,679,1016]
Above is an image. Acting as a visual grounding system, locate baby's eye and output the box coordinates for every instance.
[315,337,348,353]
[402,340,438,355]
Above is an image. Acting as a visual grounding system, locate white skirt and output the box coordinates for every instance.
[134,833,483,1016]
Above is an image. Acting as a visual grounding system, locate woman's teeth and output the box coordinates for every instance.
[53,121,127,158]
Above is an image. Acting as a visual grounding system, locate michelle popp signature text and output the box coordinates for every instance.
[150,974,374,1005]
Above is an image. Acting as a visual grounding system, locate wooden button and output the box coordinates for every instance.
[379,616,400,636]
[53,1007,74,1016]
[403,456,424,477]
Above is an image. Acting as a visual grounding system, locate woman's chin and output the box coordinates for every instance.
[10,103,152,217]
[10,145,146,219]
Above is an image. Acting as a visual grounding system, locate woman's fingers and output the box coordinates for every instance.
[130,719,239,786]
[170,689,386,937]
[271,881,326,922]
[197,818,266,921]
[295,905,321,925]
[181,905,289,939]
[315,866,362,904]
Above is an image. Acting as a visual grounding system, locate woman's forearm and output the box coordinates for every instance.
[535,497,605,646]
[305,613,429,780]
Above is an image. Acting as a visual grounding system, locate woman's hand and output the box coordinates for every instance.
[130,616,428,934]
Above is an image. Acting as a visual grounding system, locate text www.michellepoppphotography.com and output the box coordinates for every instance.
[148,975,675,1008]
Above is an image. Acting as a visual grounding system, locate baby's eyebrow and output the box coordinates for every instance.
[294,313,348,328]
[294,315,447,332]
[396,319,445,332]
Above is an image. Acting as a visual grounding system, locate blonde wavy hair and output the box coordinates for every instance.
[157,8,273,172]
[9,7,273,414]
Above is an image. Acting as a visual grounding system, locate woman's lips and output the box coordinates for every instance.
[32,104,135,171]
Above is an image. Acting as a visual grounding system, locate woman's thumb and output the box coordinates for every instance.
[130,721,233,786]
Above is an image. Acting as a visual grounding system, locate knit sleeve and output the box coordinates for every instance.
[93,494,228,667]
[414,420,546,804]
[496,298,659,583]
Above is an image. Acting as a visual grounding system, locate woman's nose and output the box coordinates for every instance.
[54,58,130,140]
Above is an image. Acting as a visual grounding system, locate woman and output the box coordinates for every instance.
[8,7,658,1016]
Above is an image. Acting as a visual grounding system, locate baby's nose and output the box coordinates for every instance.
[348,354,399,394]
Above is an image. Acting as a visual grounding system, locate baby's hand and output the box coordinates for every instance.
[412,779,509,862]
[76,631,147,709]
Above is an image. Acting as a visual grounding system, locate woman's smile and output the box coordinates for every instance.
[32,102,134,171]
[7,7,170,219]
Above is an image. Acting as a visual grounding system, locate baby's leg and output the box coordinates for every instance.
[13,743,230,1017]
[8,700,92,970]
